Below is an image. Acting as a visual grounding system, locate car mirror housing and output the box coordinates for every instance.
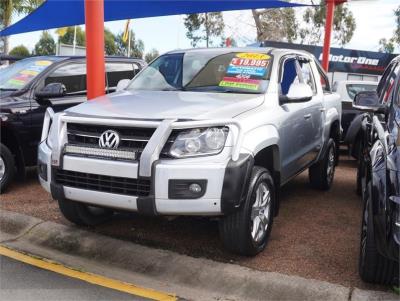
[116,79,130,92]
[280,82,313,105]
[35,83,66,105]
[353,91,387,114]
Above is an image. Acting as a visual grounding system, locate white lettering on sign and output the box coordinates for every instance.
[318,54,379,66]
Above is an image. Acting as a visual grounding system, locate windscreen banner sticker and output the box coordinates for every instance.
[5,61,53,88]
[219,53,270,91]
[219,77,260,91]
[35,60,52,66]
[227,65,266,77]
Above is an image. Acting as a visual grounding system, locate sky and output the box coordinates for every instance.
[7,0,400,55]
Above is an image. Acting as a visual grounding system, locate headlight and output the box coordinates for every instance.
[169,127,229,158]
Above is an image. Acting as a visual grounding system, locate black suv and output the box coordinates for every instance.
[354,56,400,285]
[0,56,145,192]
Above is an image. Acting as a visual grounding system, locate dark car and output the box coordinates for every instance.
[354,56,400,285]
[332,80,378,153]
[0,56,146,192]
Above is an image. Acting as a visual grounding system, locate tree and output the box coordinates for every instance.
[9,44,29,57]
[378,38,395,54]
[104,28,117,55]
[184,13,225,47]
[144,49,159,63]
[34,31,55,55]
[395,5,400,45]
[252,8,297,43]
[57,26,86,46]
[299,3,356,46]
[115,30,144,58]
[0,0,44,54]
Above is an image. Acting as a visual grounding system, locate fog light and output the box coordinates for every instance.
[189,183,202,193]
[168,180,207,199]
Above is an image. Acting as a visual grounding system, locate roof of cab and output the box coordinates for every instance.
[165,47,314,58]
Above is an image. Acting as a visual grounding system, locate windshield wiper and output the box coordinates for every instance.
[0,88,18,91]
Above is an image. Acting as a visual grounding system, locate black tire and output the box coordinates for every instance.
[0,143,15,194]
[359,181,398,284]
[309,138,336,191]
[58,199,113,226]
[219,166,275,256]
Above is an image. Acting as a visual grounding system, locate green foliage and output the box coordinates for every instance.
[115,30,144,59]
[34,31,55,55]
[0,0,44,53]
[145,49,159,63]
[9,44,30,57]
[378,38,395,54]
[252,8,297,43]
[58,26,86,46]
[184,13,225,47]
[104,28,117,55]
[299,3,356,46]
[395,6,400,45]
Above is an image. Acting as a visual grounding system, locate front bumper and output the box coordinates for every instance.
[39,141,252,216]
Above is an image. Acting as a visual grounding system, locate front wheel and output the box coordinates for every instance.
[219,166,275,256]
[359,181,397,284]
[0,143,15,194]
[309,138,336,191]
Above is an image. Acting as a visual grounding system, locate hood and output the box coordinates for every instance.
[66,90,264,120]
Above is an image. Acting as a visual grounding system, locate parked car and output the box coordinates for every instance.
[38,48,341,256]
[354,55,400,284]
[333,80,378,150]
[0,56,146,192]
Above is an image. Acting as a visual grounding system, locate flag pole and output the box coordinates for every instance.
[127,29,131,57]
[72,25,77,55]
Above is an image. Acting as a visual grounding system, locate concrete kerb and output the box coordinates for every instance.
[0,210,397,301]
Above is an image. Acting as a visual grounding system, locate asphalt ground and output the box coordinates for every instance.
[0,155,385,291]
[0,255,148,301]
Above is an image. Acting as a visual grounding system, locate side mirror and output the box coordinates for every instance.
[35,83,66,101]
[116,79,130,92]
[280,83,313,104]
[353,91,386,114]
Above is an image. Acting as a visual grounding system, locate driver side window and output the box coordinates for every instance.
[44,63,87,96]
[280,57,316,96]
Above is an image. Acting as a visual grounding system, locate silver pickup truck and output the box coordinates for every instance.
[38,48,341,256]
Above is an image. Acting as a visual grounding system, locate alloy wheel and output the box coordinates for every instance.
[250,182,272,243]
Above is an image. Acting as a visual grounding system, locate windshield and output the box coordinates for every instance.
[0,57,57,91]
[127,51,272,94]
[346,83,377,100]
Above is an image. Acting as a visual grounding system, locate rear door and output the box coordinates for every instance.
[105,61,142,93]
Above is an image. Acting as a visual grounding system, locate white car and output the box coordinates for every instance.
[38,48,341,255]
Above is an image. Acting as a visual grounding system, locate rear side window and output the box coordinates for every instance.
[346,84,377,100]
[45,63,86,95]
[106,62,139,90]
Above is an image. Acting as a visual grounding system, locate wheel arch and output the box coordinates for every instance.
[253,144,281,217]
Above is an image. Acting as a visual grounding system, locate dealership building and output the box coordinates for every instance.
[258,41,398,85]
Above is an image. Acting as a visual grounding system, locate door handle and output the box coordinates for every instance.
[320,108,326,112]
[303,114,311,120]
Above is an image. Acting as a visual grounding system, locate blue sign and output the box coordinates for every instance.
[227,65,266,77]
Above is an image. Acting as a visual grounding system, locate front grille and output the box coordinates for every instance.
[54,169,151,197]
[67,123,156,154]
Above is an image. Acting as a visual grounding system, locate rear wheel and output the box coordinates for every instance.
[58,199,113,226]
[359,181,398,284]
[219,166,275,256]
[0,143,15,194]
[309,138,336,190]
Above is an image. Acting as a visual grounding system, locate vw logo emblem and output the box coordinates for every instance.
[99,130,120,149]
